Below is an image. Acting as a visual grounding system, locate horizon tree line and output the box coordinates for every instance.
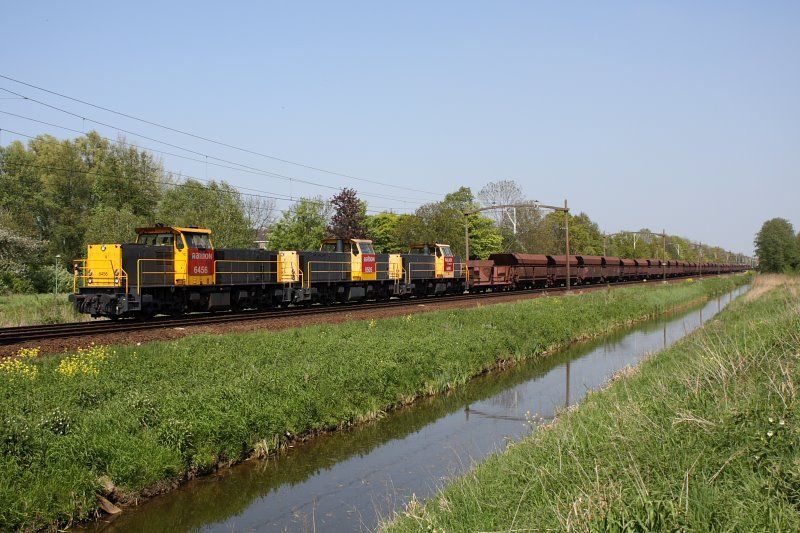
[0,132,760,294]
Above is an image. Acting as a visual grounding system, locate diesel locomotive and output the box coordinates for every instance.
[70,225,466,319]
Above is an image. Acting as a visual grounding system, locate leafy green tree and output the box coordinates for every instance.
[797,231,800,262]
[412,187,503,259]
[155,179,254,248]
[85,205,147,244]
[268,198,331,250]
[0,132,164,265]
[0,225,46,293]
[524,211,603,256]
[365,212,405,253]
[754,218,799,272]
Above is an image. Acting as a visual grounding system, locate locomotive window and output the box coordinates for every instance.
[137,233,174,246]
[320,242,337,252]
[440,246,453,257]
[185,233,211,249]
[435,247,442,258]
[358,242,374,254]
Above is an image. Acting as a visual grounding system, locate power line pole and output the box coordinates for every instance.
[565,199,571,292]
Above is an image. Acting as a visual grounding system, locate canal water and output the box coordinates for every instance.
[93,285,748,532]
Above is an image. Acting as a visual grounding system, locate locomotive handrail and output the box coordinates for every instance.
[213,259,279,285]
[305,260,402,288]
[375,261,403,280]
[305,260,352,288]
[137,258,177,292]
[72,259,85,293]
[72,259,128,295]
[405,262,436,284]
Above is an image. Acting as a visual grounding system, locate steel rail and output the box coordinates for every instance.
[0,274,731,346]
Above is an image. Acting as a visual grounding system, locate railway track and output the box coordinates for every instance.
[0,276,719,346]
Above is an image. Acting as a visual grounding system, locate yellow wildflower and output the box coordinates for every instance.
[0,358,38,382]
[56,344,114,377]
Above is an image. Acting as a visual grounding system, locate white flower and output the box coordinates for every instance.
[767,430,774,437]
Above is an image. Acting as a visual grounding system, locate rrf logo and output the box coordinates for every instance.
[188,249,214,276]
[362,253,376,274]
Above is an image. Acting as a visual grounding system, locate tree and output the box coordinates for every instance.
[269,198,331,250]
[754,218,799,272]
[0,132,165,265]
[84,204,146,244]
[797,231,800,262]
[0,224,45,293]
[412,187,503,259]
[478,180,524,228]
[327,188,367,240]
[241,195,276,242]
[155,179,254,248]
[365,212,406,253]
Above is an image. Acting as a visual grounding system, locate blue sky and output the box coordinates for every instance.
[1,1,798,255]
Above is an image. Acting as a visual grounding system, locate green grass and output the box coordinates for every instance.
[0,275,749,530]
[0,293,90,327]
[386,275,799,532]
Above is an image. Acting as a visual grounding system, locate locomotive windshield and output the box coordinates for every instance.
[320,241,352,253]
[358,242,375,254]
[409,245,432,255]
[440,245,453,257]
[137,233,174,246]
[185,233,212,249]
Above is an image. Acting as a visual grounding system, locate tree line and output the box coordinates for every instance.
[0,132,745,294]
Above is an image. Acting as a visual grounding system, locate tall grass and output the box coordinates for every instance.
[0,293,90,327]
[386,275,800,532]
[0,275,748,530]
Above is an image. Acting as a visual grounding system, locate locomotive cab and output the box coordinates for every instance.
[134,226,215,286]
[408,243,455,279]
[320,238,378,282]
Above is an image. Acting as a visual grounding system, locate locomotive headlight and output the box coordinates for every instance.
[101,245,107,251]
[114,277,120,284]
[88,277,93,284]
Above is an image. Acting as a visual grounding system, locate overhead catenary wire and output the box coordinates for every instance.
[0,73,443,198]
[0,87,432,205]
[0,131,413,216]
[0,159,392,219]
[0,116,423,211]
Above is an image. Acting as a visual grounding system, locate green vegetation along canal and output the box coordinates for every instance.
[88,285,749,532]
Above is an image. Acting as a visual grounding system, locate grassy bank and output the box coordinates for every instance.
[0,293,89,327]
[387,274,799,532]
[0,275,748,530]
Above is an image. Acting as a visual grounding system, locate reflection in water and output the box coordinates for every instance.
[90,285,749,533]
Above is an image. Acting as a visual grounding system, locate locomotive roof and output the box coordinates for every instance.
[135,226,212,234]
[321,237,373,243]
